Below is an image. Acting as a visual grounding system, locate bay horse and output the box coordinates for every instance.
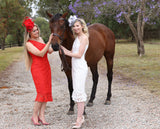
[47,12,115,115]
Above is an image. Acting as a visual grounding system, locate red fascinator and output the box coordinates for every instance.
[22,16,34,32]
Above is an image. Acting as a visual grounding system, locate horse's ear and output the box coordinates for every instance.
[46,11,53,18]
[62,12,68,18]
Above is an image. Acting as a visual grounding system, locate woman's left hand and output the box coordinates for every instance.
[60,45,69,55]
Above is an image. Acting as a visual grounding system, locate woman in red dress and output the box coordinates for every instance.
[23,17,54,126]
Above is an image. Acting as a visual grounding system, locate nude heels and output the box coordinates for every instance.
[31,117,41,126]
[38,117,50,125]
[72,116,85,128]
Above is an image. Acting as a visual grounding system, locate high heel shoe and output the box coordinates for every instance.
[38,117,50,125]
[72,116,85,128]
[31,117,41,126]
[72,116,85,125]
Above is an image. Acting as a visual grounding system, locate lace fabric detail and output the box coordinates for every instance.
[35,94,53,102]
[72,91,87,102]
[71,37,88,103]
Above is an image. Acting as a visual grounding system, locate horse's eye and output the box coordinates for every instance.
[59,20,64,25]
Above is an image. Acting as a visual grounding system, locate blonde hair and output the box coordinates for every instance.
[72,18,89,38]
[23,25,40,71]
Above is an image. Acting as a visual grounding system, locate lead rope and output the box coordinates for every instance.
[59,45,70,72]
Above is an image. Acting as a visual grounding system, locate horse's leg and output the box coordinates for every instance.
[65,73,75,115]
[87,64,99,107]
[104,55,113,105]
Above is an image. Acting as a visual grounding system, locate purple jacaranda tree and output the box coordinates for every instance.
[106,0,160,56]
[69,0,104,24]
[69,0,160,56]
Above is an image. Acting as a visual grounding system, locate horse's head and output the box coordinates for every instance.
[47,12,69,51]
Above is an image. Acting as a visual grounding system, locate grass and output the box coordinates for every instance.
[1,43,160,95]
[0,47,23,72]
[100,42,160,96]
[144,39,160,44]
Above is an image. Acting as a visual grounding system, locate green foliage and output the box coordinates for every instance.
[94,14,132,39]
[34,0,71,18]
[0,0,28,49]
[5,35,16,46]
[34,17,50,42]
[144,20,160,40]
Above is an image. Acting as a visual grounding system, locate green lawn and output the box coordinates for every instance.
[0,47,23,72]
[100,42,160,95]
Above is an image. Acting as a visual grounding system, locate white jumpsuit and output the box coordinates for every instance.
[72,37,89,102]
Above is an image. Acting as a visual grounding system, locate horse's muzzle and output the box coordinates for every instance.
[52,43,59,51]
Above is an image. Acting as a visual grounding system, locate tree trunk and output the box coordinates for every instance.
[137,3,145,56]
[17,28,22,46]
[124,13,145,56]
[1,37,5,50]
[137,40,145,56]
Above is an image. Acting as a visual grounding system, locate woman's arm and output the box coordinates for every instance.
[26,34,53,57]
[48,47,54,54]
[61,36,88,58]
[39,36,54,54]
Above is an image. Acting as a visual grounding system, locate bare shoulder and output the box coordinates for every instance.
[39,37,43,41]
[39,37,45,43]
[84,35,88,39]
[82,35,89,45]
[25,42,33,48]
[26,41,31,46]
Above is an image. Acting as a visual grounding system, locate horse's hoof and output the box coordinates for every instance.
[83,112,87,116]
[87,102,93,107]
[104,100,111,105]
[67,110,74,115]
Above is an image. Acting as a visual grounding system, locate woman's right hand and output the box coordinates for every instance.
[48,33,53,43]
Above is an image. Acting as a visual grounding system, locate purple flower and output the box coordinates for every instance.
[68,3,77,13]
[116,12,123,18]
[94,14,98,18]
[144,17,148,22]
[117,18,123,23]
[87,23,90,26]
[94,6,101,15]
[103,2,107,5]
[68,4,72,10]
[84,1,90,5]
[74,2,80,8]
[136,9,140,13]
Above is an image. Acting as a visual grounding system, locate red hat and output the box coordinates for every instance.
[22,16,34,32]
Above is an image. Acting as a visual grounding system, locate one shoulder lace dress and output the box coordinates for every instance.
[28,40,53,102]
[71,37,88,102]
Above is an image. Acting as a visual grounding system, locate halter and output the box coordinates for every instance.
[53,29,65,44]
[52,20,70,72]
[52,17,66,44]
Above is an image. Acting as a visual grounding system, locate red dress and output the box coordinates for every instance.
[28,40,53,102]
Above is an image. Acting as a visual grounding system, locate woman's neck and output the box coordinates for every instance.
[77,32,84,38]
[30,37,39,41]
